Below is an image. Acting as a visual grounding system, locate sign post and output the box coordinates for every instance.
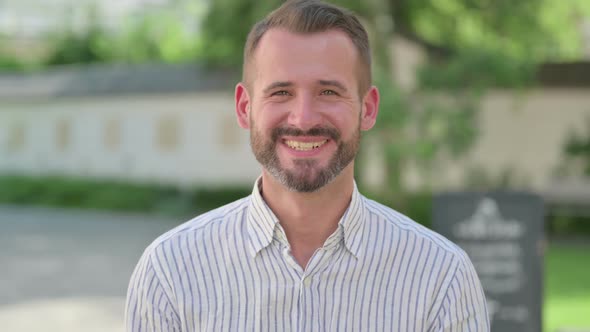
[433,192,545,332]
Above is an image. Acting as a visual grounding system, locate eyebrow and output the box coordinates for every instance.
[263,81,293,94]
[262,80,349,94]
[318,80,348,93]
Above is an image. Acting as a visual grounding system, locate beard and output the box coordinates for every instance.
[250,120,360,193]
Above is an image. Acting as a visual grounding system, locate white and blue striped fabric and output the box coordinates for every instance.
[126,180,489,331]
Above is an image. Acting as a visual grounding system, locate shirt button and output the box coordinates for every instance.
[304,277,312,286]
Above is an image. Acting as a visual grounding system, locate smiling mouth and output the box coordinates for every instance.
[284,139,328,151]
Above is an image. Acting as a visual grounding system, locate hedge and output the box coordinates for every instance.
[0,174,588,235]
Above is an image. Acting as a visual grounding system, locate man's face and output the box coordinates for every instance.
[250,116,360,192]
[237,28,378,192]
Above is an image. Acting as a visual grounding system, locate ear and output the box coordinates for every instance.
[360,86,379,131]
[235,82,251,129]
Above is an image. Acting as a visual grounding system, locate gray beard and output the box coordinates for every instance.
[250,124,360,193]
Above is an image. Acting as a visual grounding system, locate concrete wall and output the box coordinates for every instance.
[0,93,261,187]
[1,63,589,192]
[402,89,590,192]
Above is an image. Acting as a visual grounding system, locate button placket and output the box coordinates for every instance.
[282,246,303,273]
[303,275,312,287]
[275,224,345,332]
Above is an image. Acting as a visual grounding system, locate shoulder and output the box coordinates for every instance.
[127,196,251,302]
[144,196,251,255]
[361,196,482,298]
[362,195,469,262]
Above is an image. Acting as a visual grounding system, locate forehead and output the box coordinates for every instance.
[257,28,357,54]
[248,28,360,90]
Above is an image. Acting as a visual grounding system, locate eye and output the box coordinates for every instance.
[321,90,338,96]
[271,90,290,96]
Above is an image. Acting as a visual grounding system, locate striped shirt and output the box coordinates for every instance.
[126,180,489,331]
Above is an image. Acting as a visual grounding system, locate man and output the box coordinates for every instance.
[126,0,489,331]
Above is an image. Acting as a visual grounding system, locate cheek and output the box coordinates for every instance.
[255,105,289,127]
[255,117,280,133]
[323,109,361,133]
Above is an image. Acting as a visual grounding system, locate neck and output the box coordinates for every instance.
[260,165,355,267]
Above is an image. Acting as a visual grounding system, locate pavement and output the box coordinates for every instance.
[0,205,183,331]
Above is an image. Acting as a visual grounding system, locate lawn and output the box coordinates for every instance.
[545,243,590,332]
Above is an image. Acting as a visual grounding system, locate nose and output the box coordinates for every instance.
[287,94,321,131]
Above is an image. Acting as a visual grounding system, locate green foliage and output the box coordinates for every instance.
[549,215,590,237]
[539,0,590,61]
[362,189,433,226]
[392,192,433,228]
[365,66,480,196]
[45,26,111,66]
[418,50,536,90]
[202,0,586,197]
[3,0,588,71]
[2,174,588,237]
[407,0,546,58]
[198,0,375,68]
[199,0,485,195]
[0,34,39,72]
[0,175,166,211]
[563,118,590,176]
[390,0,590,61]
[41,4,204,66]
[104,12,202,64]
[198,0,590,68]
[0,175,250,217]
[189,187,252,212]
[42,6,112,65]
[198,0,279,68]
[0,54,27,71]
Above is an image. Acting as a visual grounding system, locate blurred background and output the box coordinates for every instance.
[0,0,589,331]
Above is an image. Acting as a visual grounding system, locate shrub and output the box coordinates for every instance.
[0,175,250,217]
[1,174,588,236]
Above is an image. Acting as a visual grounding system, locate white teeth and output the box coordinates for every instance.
[285,139,327,151]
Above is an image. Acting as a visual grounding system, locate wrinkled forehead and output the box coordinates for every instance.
[245,28,366,94]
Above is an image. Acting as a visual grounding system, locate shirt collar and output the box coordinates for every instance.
[339,182,366,258]
[246,177,280,257]
[246,177,366,258]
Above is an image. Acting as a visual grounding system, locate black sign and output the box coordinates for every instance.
[432,192,544,332]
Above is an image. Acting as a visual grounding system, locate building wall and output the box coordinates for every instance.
[471,89,589,189]
[0,0,188,37]
[404,89,590,192]
[1,88,589,191]
[0,93,261,188]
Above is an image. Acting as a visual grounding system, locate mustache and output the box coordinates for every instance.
[271,127,340,141]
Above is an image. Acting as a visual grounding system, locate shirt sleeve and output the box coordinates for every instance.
[125,248,181,332]
[429,251,490,332]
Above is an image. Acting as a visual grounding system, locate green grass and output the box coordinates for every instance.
[545,244,590,332]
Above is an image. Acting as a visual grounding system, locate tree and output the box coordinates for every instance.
[199,0,590,202]
[562,118,590,177]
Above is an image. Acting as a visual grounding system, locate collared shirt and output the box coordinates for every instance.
[126,179,489,332]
